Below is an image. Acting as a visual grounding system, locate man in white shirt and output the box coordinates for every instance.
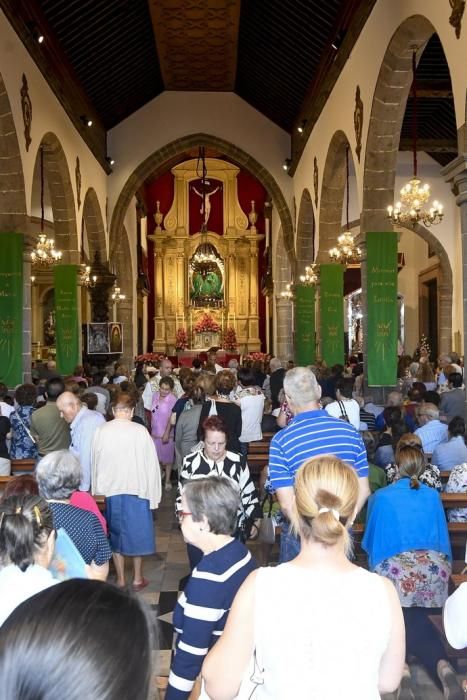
[142,359,183,411]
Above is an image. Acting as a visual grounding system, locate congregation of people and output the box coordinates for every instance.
[0,347,467,698]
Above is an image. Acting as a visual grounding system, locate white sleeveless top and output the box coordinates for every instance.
[252,564,391,699]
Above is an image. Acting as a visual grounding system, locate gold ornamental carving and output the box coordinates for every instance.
[354,85,363,163]
[313,157,319,208]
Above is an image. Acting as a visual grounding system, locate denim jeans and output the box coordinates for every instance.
[279,522,301,563]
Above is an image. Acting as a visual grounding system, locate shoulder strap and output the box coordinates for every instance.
[338,400,349,420]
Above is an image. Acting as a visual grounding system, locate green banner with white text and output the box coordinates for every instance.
[54,265,79,375]
[319,264,344,367]
[0,233,23,386]
[366,231,398,386]
[295,285,316,366]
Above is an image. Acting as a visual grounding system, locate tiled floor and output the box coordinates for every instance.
[119,489,466,700]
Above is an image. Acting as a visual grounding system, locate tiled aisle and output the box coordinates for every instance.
[121,489,466,700]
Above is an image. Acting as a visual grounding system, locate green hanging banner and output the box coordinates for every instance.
[54,265,79,375]
[319,264,344,367]
[366,231,398,386]
[295,285,316,366]
[0,233,23,386]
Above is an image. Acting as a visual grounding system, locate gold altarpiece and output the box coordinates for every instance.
[149,158,262,353]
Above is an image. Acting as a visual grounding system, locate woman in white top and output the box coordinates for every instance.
[235,367,265,455]
[0,494,57,625]
[202,455,405,699]
[325,377,362,430]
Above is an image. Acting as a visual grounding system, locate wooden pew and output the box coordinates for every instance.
[11,458,36,474]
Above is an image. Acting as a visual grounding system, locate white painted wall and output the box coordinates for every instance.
[107,91,293,223]
[0,9,107,251]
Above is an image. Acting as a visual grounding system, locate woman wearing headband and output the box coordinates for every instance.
[0,494,57,625]
[203,455,405,699]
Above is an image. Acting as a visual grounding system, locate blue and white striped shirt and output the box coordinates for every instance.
[268,409,369,491]
[167,539,257,699]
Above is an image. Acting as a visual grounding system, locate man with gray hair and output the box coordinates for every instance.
[268,366,370,562]
[142,358,183,411]
[263,357,285,410]
[415,403,449,454]
[56,392,105,491]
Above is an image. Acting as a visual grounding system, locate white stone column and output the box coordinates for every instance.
[275,297,294,362]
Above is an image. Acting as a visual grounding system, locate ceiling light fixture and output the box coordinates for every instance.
[329,145,361,265]
[299,264,319,285]
[31,146,62,267]
[282,158,291,172]
[297,120,307,135]
[111,282,126,304]
[80,115,93,127]
[106,156,115,166]
[387,49,443,228]
[280,283,294,301]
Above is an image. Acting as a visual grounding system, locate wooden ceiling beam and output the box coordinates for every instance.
[399,138,458,153]
[0,0,111,173]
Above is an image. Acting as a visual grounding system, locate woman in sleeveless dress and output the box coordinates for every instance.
[202,455,405,699]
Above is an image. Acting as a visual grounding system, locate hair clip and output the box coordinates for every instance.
[33,505,42,527]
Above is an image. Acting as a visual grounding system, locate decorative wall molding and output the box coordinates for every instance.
[20,74,32,152]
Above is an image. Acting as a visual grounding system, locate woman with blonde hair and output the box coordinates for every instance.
[202,456,405,699]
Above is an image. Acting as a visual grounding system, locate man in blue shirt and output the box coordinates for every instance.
[415,403,449,455]
[268,367,370,562]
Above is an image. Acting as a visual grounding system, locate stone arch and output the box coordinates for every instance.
[296,188,315,275]
[109,132,295,267]
[110,225,134,363]
[82,187,107,261]
[0,76,27,232]
[317,130,356,262]
[31,133,78,263]
[363,15,454,353]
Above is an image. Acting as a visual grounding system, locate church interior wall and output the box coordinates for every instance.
[0,10,107,249]
[107,90,293,224]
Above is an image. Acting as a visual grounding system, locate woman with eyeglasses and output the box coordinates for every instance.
[0,494,58,625]
[167,477,256,700]
[178,415,262,569]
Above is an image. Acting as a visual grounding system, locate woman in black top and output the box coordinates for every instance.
[197,370,242,452]
[0,413,11,475]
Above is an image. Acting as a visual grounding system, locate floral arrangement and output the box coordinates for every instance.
[194,313,221,333]
[222,326,238,351]
[244,352,271,363]
[134,352,167,363]
[175,327,189,350]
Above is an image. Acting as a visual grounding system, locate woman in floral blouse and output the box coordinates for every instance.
[363,444,451,690]
[9,384,38,461]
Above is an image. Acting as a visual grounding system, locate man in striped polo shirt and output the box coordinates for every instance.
[268,366,370,562]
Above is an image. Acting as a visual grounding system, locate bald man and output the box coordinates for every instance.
[57,392,105,491]
[142,358,183,411]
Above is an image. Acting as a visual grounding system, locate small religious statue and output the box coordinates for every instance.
[192,184,220,227]
[44,311,56,345]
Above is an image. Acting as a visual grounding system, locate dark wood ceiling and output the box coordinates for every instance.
[1,1,457,171]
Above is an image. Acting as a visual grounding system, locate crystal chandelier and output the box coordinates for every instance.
[111,282,125,304]
[280,284,294,300]
[387,50,443,228]
[31,146,62,267]
[329,146,361,265]
[80,264,97,288]
[299,264,319,285]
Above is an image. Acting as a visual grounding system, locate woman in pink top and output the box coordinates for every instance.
[70,491,108,534]
[151,376,177,491]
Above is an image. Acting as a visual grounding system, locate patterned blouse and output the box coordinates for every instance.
[445,463,467,522]
[384,462,442,491]
[375,550,450,608]
[9,405,38,460]
[178,449,262,531]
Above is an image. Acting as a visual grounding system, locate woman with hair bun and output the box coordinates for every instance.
[203,456,405,699]
[0,494,57,625]
[363,445,455,694]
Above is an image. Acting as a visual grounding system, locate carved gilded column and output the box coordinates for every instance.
[153,248,165,352]
[248,240,261,351]
[176,251,186,327]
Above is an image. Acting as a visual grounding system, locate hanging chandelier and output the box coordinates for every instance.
[299,264,319,285]
[280,283,294,300]
[387,49,443,228]
[31,146,62,267]
[329,146,361,265]
[80,264,97,288]
[111,281,125,304]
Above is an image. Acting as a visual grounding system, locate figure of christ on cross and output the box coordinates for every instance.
[192,184,220,227]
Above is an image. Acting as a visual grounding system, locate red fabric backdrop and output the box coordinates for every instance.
[144,163,267,351]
